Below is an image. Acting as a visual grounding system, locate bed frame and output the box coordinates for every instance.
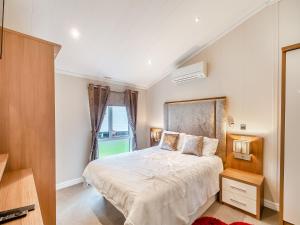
[164,96,227,163]
[84,96,227,225]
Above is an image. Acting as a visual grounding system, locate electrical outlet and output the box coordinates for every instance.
[240,124,247,130]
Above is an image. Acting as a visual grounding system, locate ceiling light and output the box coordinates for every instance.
[195,17,200,23]
[148,59,152,65]
[70,28,81,40]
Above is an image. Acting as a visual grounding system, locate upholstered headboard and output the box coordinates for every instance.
[164,97,227,162]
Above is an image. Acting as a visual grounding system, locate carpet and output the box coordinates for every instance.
[193,217,252,225]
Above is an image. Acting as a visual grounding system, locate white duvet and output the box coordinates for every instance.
[83,146,223,225]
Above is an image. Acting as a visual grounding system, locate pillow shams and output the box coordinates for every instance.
[159,131,185,151]
[177,133,186,151]
[202,137,219,156]
[160,133,179,151]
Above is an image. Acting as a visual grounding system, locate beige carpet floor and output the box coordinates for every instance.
[57,184,278,225]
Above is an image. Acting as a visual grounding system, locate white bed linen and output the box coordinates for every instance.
[83,146,223,225]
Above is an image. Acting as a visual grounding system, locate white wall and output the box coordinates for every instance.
[146,0,300,206]
[147,4,279,203]
[279,0,300,47]
[55,74,91,184]
[55,74,147,185]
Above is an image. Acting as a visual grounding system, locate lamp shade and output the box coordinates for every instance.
[150,128,163,146]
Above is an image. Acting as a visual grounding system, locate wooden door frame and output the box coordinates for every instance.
[280,43,300,225]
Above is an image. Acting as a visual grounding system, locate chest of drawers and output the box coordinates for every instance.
[220,168,264,219]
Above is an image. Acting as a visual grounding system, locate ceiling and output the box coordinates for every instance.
[4,0,273,88]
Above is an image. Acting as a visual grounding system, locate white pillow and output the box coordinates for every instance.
[159,130,185,151]
[181,135,203,156]
[202,137,219,156]
[176,133,186,151]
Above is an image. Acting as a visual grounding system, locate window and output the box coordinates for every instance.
[99,106,129,139]
[112,106,129,137]
[98,106,131,158]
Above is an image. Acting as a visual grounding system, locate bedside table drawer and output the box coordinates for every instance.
[222,190,257,214]
[222,177,257,200]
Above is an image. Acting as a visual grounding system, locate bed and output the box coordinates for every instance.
[83,97,227,225]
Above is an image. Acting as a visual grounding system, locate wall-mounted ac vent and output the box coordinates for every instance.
[172,62,207,84]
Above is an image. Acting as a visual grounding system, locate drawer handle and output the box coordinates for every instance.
[230,198,247,207]
[230,185,247,193]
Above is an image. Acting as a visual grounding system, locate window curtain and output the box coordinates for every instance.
[107,91,125,106]
[88,84,110,161]
[124,89,138,150]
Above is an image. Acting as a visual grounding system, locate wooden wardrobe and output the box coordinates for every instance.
[280,43,300,225]
[0,28,60,225]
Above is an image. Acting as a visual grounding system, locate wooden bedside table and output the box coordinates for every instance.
[220,168,264,219]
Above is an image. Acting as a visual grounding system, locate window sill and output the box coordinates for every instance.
[99,136,130,142]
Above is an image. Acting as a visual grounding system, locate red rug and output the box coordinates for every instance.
[192,217,252,225]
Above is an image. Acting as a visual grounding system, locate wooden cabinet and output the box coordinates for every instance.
[0,28,60,225]
[220,168,264,219]
[0,154,8,180]
[0,169,44,225]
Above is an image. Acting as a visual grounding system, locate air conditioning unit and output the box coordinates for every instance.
[172,62,207,84]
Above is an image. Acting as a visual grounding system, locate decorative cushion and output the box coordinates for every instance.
[181,135,204,156]
[202,137,219,156]
[159,130,178,145]
[160,133,179,151]
[159,131,185,151]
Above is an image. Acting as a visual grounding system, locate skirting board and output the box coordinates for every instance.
[264,199,279,212]
[56,177,84,190]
